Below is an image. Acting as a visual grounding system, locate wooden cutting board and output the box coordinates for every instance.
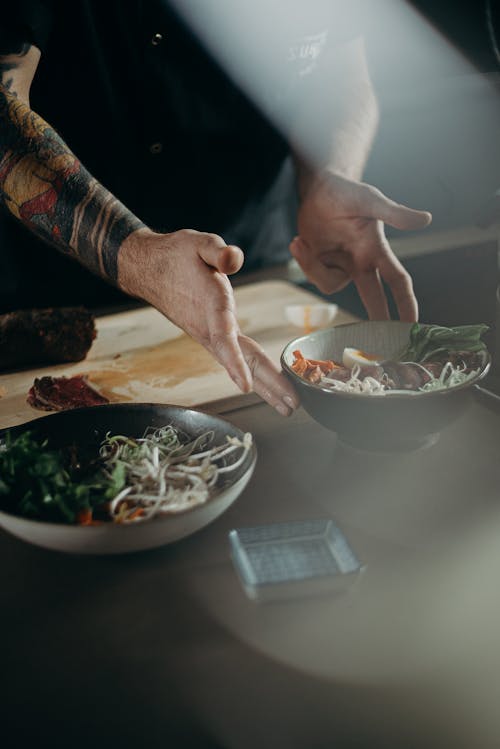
[0,280,358,429]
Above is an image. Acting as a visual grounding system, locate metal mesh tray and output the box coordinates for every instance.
[229,518,364,601]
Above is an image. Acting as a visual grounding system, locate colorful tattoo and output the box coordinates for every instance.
[0,42,30,90]
[0,51,145,282]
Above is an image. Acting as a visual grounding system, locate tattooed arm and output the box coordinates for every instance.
[0,44,298,415]
[0,44,145,281]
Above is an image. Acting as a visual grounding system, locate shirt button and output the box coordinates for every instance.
[151,32,163,46]
[149,142,163,155]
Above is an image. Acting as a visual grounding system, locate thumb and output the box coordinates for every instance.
[198,242,244,275]
[289,235,315,275]
[289,235,310,258]
[367,189,432,231]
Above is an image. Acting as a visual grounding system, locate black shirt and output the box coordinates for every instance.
[0,0,347,310]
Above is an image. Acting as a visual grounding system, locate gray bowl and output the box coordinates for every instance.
[281,321,491,451]
[0,403,257,554]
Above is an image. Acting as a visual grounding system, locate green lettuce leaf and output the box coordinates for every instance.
[399,323,489,362]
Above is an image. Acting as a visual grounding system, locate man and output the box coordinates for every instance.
[0,0,431,416]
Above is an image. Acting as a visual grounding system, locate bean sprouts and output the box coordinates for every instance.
[418,362,480,393]
[322,365,389,395]
[99,425,253,524]
[320,362,480,396]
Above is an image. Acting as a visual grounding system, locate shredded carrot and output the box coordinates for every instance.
[291,358,308,376]
[306,358,338,371]
[127,507,145,521]
[76,508,93,525]
[291,349,341,382]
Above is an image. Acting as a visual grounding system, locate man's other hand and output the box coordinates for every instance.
[291,172,432,322]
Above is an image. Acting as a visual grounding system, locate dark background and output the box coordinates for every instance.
[0,0,499,327]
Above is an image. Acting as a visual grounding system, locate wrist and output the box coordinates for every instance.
[117,227,163,302]
[293,151,365,199]
[296,167,358,205]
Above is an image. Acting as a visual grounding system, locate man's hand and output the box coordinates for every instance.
[118,228,299,416]
[290,172,432,322]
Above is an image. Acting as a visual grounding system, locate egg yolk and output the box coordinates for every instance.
[353,349,379,361]
[342,347,382,368]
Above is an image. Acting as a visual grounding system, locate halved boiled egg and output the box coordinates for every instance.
[342,347,382,369]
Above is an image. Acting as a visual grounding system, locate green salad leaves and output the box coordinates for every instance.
[0,431,118,524]
[399,323,489,363]
[0,426,253,525]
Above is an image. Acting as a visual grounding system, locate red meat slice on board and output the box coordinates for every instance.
[27,375,109,411]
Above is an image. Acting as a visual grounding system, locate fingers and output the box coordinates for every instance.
[365,188,432,231]
[192,277,299,408]
[353,221,418,322]
[204,287,253,393]
[291,228,418,322]
[194,232,302,409]
[291,177,426,322]
[354,269,390,321]
[209,330,253,393]
[353,250,417,322]
[377,249,418,323]
[219,244,244,275]
[239,335,300,416]
[196,235,244,275]
[192,234,250,390]
[289,236,350,295]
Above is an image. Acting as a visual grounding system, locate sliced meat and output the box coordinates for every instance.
[27,375,109,411]
[418,362,444,380]
[425,351,483,373]
[322,366,352,382]
[357,364,385,381]
[308,365,324,384]
[0,307,96,371]
[381,361,430,390]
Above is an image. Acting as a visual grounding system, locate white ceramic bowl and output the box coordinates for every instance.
[0,403,257,554]
[285,303,338,330]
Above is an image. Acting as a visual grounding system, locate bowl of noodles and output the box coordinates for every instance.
[281,321,491,451]
[0,403,256,554]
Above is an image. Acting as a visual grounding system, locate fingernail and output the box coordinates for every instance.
[283,395,297,409]
[275,402,290,417]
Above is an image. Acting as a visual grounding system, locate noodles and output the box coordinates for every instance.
[99,426,253,523]
[320,361,480,396]
[417,362,481,393]
[322,365,388,395]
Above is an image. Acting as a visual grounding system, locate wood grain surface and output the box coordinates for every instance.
[0,281,358,428]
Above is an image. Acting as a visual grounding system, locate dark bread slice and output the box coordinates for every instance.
[0,307,96,371]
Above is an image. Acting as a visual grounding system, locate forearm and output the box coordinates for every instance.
[291,36,379,196]
[0,84,146,283]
